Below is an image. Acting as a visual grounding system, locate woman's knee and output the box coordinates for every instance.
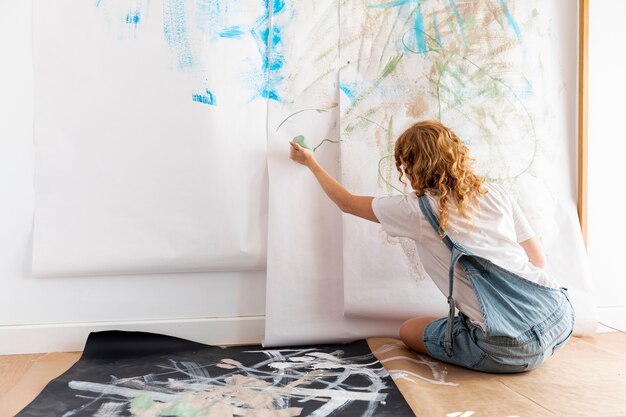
[399,316,439,354]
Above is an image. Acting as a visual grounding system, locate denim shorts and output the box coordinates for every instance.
[423,292,575,374]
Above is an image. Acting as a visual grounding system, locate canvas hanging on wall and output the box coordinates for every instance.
[32,0,269,276]
[337,0,595,332]
[264,0,410,346]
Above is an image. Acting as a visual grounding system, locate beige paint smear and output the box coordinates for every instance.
[131,370,334,417]
[405,94,428,118]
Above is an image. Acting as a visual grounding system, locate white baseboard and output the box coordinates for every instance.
[0,316,265,355]
[2,307,622,355]
[596,306,626,333]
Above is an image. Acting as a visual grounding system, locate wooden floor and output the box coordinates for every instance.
[0,333,624,417]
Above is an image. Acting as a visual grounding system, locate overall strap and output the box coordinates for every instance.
[418,195,464,355]
[417,195,453,251]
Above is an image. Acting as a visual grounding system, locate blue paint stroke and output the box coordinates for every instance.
[196,0,221,38]
[517,79,534,98]
[499,0,522,41]
[164,0,194,70]
[219,25,245,39]
[339,83,356,101]
[252,0,287,102]
[261,87,280,101]
[125,11,141,25]
[448,0,466,43]
[433,13,442,46]
[267,0,285,14]
[262,27,284,71]
[413,4,428,54]
[192,89,216,105]
[368,0,420,9]
[260,25,284,101]
[366,0,428,54]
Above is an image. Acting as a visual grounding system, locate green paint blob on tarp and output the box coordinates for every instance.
[159,402,203,417]
[130,394,154,409]
[293,135,312,150]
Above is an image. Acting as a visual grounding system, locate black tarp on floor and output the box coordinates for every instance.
[17,331,413,417]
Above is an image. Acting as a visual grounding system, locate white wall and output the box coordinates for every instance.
[588,0,626,331]
[1,1,621,354]
[0,1,266,354]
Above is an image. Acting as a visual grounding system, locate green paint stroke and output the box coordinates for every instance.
[276,108,329,132]
[377,7,419,67]
[345,54,404,115]
[293,135,341,152]
[373,117,404,194]
[378,155,404,194]
[382,117,397,194]
[356,115,389,132]
[313,138,341,152]
[344,113,387,134]
[381,54,403,78]
[159,402,203,417]
[386,117,395,154]
[130,394,154,410]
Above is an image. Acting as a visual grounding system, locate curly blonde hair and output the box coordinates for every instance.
[394,120,486,236]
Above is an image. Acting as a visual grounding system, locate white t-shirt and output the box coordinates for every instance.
[372,182,560,330]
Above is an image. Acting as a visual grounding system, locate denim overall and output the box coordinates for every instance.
[418,195,575,373]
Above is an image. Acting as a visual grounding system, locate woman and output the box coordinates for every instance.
[289,120,575,373]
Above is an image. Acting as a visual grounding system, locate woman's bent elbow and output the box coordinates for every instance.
[530,253,546,269]
[337,202,351,214]
[534,256,546,269]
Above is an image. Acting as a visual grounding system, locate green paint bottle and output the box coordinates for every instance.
[293,135,312,150]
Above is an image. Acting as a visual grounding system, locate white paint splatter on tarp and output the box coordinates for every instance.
[64,346,392,417]
[374,343,458,387]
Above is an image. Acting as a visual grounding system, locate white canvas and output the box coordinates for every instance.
[264,0,403,346]
[32,0,268,276]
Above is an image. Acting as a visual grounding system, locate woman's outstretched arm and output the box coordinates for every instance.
[289,141,379,223]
